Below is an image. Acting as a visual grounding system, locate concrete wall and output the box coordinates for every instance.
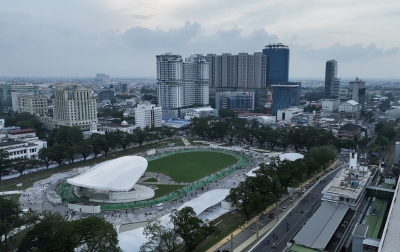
[68,202,101,214]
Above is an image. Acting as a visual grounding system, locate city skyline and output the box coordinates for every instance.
[0,0,399,79]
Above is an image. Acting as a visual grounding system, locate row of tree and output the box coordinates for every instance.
[0,196,120,251]
[228,146,337,220]
[140,206,218,252]
[190,117,336,152]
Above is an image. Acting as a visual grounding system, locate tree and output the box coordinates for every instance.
[170,207,219,252]
[53,126,83,146]
[0,149,10,180]
[89,134,104,157]
[376,135,389,147]
[65,145,78,163]
[19,212,121,252]
[110,130,135,149]
[0,197,39,249]
[305,145,337,170]
[76,140,92,160]
[218,109,235,118]
[38,148,52,169]
[12,158,40,175]
[140,220,181,252]
[50,144,68,166]
[133,128,148,146]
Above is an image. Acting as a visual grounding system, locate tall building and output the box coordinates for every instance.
[135,102,162,129]
[95,73,110,84]
[0,84,12,113]
[271,82,301,114]
[324,59,340,97]
[215,91,257,111]
[205,52,267,88]
[52,83,98,130]
[348,77,366,105]
[11,84,39,95]
[18,95,48,116]
[262,43,290,86]
[156,53,209,112]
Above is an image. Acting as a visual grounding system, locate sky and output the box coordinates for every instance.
[1,0,399,79]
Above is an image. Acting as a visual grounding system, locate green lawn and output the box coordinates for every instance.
[151,184,186,198]
[147,151,238,182]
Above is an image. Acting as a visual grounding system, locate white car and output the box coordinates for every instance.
[282,206,288,209]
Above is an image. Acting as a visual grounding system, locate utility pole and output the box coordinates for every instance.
[230,233,233,252]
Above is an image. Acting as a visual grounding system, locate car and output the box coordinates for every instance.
[272,243,276,248]
[306,183,310,187]
[269,213,275,218]
[282,205,288,209]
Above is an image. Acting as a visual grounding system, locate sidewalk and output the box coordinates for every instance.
[206,160,338,252]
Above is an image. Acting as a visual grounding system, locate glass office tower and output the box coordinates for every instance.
[262,43,290,86]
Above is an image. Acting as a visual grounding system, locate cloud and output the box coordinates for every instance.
[131,14,153,20]
[293,43,399,62]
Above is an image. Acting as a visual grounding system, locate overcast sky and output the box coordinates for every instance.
[1,0,399,79]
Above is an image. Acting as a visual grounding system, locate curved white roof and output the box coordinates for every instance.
[67,156,148,191]
[279,152,304,161]
[118,189,229,252]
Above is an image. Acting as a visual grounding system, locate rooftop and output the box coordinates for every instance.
[8,128,36,135]
[338,123,362,132]
[322,166,371,199]
[0,140,25,147]
[346,100,359,106]
[67,156,148,191]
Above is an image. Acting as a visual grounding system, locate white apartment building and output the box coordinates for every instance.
[321,98,340,113]
[18,95,48,116]
[52,83,98,130]
[276,107,303,122]
[157,53,210,118]
[184,107,218,120]
[135,102,162,129]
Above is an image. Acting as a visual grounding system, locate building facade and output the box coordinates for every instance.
[271,82,301,114]
[348,78,366,105]
[17,95,48,116]
[324,59,340,97]
[95,73,110,84]
[321,98,340,113]
[157,53,210,118]
[262,43,289,86]
[215,91,257,111]
[184,107,218,120]
[0,84,12,113]
[52,83,98,130]
[11,84,39,95]
[135,102,162,129]
[276,107,303,122]
[97,89,115,101]
[205,52,267,88]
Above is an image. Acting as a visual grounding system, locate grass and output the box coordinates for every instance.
[151,184,186,198]
[142,178,159,183]
[147,151,238,182]
[0,227,31,251]
[193,212,246,252]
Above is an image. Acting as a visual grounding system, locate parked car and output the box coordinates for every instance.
[269,213,275,218]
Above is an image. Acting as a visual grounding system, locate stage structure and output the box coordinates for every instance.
[67,156,154,203]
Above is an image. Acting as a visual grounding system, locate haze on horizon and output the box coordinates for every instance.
[1,0,399,79]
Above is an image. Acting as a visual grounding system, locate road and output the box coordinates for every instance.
[250,169,341,252]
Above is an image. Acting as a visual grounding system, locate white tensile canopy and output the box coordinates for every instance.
[67,156,148,191]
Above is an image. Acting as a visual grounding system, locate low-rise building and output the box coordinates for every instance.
[17,95,48,116]
[0,137,47,159]
[339,100,360,119]
[276,107,303,122]
[7,128,36,139]
[97,120,136,134]
[338,123,362,141]
[238,114,276,124]
[82,122,105,140]
[184,107,218,120]
[321,98,340,113]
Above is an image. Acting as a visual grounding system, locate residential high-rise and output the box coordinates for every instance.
[135,102,162,129]
[348,78,366,105]
[324,59,340,97]
[205,52,267,88]
[0,84,12,113]
[156,53,209,116]
[262,43,290,86]
[271,82,301,114]
[52,83,98,130]
[156,53,184,109]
